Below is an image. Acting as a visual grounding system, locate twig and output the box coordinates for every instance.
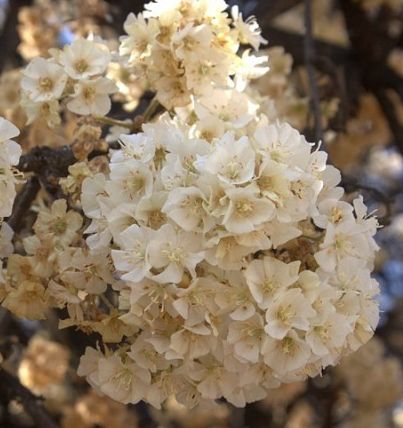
[0,367,59,428]
[94,116,134,130]
[142,97,160,123]
[7,177,40,232]
[303,0,324,145]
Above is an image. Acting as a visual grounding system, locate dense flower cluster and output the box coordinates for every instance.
[21,38,116,126]
[77,108,379,407]
[0,117,21,283]
[119,0,268,109]
[0,0,381,412]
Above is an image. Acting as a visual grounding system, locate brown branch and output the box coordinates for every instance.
[0,368,59,428]
[7,177,40,233]
[262,26,351,67]
[0,0,33,73]
[374,89,403,155]
[254,0,303,22]
[303,0,324,144]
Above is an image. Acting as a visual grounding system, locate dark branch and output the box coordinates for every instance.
[254,0,303,22]
[7,177,40,233]
[374,89,403,156]
[339,0,403,152]
[262,26,351,66]
[303,0,324,144]
[0,0,33,73]
[0,368,59,428]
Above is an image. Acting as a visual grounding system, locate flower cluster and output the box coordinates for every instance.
[0,117,21,283]
[77,109,379,407]
[1,0,382,413]
[21,38,116,126]
[119,0,268,109]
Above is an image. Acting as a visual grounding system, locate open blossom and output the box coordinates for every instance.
[33,199,83,248]
[59,38,111,80]
[67,77,117,116]
[21,58,67,102]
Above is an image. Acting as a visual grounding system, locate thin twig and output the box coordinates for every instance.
[94,116,134,130]
[142,97,160,123]
[303,0,324,145]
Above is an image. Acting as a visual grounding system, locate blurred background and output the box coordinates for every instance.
[0,0,403,427]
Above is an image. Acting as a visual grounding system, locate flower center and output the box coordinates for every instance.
[38,77,54,93]
[74,59,90,73]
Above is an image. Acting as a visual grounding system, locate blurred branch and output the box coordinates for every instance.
[262,26,350,66]
[0,0,33,73]
[0,368,59,428]
[374,89,403,155]
[339,0,403,151]
[303,0,324,144]
[254,0,302,21]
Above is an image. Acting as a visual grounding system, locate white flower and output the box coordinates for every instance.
[162,186,213,232]
[244,256,300,309]
[106,159,153,203]
[173,24,213,60]
[222,186,275,234]
[111,224,153,282]
[173,277,219,326]
[67,77,116,116]
[81,173,108,220]
[262,330,312,376]
[77,347,103,388]
[21,58,67,102]
[22,97,61,127]
[98,354,151,404]
[59,38,111,80]
[253,122,311,168]
[0,117,21,218]
[315,220,372,272]
[147,224,204,283]
[169,324,212,359]
[196,133,255,185]
[306,312,352,357]
[117,133,156,163]
[265,288,316,339]
[227,314,265,363]
[235,50,269,91]
[231,6,267,51]
[120,13,159,63]
[313,199,354,228]
[0,117,20,144]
